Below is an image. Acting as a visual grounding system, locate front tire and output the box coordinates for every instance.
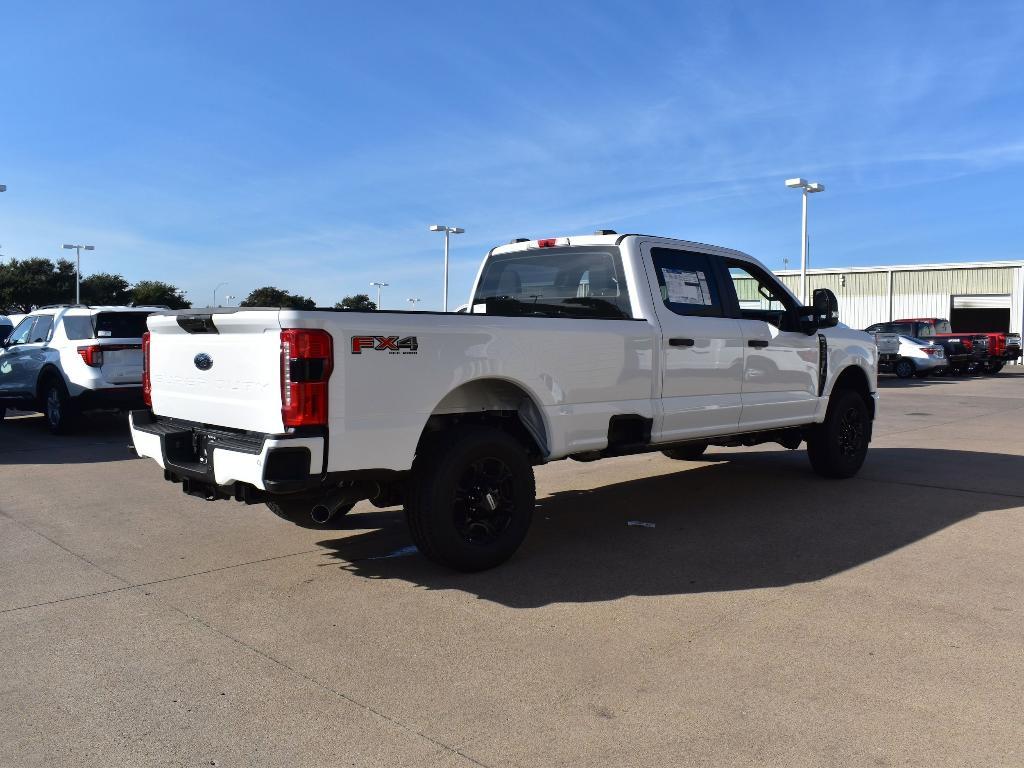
[894,358,915,379]
[406,425,535,572]
[807,389,871,479]
[42,378,76,434]
[985,361,1005,374]
[661,441,708,460]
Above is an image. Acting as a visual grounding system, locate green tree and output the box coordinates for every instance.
[132,280,191,309]
[0,257,77,312]
[241,286,316,310]
[80,272,131,305]
[334,293,377,311]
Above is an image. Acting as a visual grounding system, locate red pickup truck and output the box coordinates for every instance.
[892,318,1022,373]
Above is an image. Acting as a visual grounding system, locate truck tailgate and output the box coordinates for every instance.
[147,310,285,434]
[873,332,900,356]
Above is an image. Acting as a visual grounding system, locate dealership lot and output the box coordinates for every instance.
[2,372,1023,767]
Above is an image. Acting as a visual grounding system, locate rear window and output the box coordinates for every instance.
[473,247,631,320]
[94,312,151,339]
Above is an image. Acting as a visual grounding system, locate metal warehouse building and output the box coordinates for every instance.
[774,261,1024,340]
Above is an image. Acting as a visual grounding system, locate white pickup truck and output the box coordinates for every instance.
[131,232,878,570]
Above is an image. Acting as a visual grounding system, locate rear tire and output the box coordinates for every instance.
[406,425,535,572]
[661,441,708,460]
[807,389,871,479]
[42,378,76,435]
[266,496,354,528]
[894,358,915,379]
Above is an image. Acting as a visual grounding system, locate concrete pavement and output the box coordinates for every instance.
[2,371,1022,766]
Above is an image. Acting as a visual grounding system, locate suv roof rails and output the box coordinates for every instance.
[594,229,618,235]
[34,303,87,310]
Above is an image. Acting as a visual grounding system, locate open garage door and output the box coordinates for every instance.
[950,294,1011,333]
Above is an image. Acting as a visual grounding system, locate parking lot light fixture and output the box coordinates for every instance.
[212,282,229,307]
[370,281,389,308]
[785,178,826,303]
[407,297,422,309]
[62,244,95,304]
[429,224,465,312]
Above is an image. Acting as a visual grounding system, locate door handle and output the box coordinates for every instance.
[669,338,695,347]
[747,339,770,349]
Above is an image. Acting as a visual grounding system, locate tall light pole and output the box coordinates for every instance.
[62,244,95,304]
[407,297,421,309]
[429,224,465,312]
[370,281,388,309]
[213,282,228,307]
[784,178,825,304]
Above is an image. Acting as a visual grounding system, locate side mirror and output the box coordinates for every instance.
[811,288,840,330]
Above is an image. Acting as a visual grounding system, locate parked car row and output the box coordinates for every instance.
[0,304,159,432]
[866,317,1022,378]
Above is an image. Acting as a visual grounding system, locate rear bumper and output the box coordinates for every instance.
[77,387,145,411]
[129,410,326,494]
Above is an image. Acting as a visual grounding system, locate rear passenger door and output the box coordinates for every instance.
[641,244,745,442]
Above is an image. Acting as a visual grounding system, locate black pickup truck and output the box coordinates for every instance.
[865,321,975,373]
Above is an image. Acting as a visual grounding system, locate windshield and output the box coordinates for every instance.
[473,247,631,320]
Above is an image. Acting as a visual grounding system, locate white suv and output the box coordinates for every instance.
[0,305,159,433]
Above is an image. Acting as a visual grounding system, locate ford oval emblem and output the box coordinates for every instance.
[194,353,213,371]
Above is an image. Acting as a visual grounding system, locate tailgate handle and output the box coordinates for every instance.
[669,338,694,347]
[748,339,770,349]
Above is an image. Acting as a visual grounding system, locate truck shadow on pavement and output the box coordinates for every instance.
[316,447,1024,608]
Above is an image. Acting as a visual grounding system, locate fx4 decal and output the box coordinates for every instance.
[351,335,419,355]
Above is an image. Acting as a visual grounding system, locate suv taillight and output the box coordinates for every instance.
[281,329,333,428]
[142,332,152,406]
[77,344,104,367]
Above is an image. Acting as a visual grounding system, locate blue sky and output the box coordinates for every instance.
[2,0,1023,309]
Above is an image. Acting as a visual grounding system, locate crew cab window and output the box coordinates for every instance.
[725,261,796,328]
[473,247,631,319]
[890,323,915,336]
[94,312,151,338]
[649,248,723,317]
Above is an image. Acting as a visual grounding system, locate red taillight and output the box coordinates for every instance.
[536,238,557,248]
[142,332,152,406]
[281,329,333,428]
[77,344,103,367]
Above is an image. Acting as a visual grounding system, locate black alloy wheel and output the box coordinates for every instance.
[406,425,535,572]
[807,388,871,479]
[453,457,517,546]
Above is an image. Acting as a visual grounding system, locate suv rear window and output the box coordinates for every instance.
[473,247,631,319]
[94,312,151,339]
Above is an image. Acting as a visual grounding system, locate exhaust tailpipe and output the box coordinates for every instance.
[309,481,377,525]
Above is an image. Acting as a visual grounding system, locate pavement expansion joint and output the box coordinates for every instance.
[161,601,495,768]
